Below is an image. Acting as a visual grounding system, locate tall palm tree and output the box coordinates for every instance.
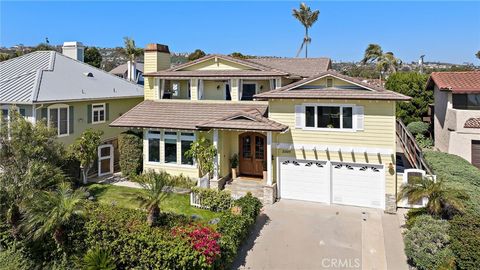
[361,44,401,80]
[134,170,172,226]
[397,176,467,217]
[22,182,87,246]
[121,37,143,81]
[361,44,383,64]
[292,3,320,58]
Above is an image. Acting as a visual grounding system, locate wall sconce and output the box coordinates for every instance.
[260,85,263,90]
[388,162,394,170]
[217,85,220,90]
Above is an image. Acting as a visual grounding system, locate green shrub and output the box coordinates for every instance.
[449,213,480,269]
[171,174,197,189]
[407,121,430,136]
[404,208,428,229]
[404,215,455,270]
[118,131,143,177]
[216,193,262,268]
[0,245,35,270]
[83,246,116,270]
[191,187,233,212]
[415,134,433,149]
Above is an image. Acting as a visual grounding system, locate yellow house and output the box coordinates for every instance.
[111,43,410,212]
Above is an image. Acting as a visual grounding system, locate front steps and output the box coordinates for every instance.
[224,177,265,201]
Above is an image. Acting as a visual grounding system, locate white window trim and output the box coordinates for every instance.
[146,130,161,164]
[180,132,195,166]
[326,78,334,88]
[91,103,106,124]
[145,129,196,168]
[48,104,69,137]
[303,103,355,132]
[172,81,180,97]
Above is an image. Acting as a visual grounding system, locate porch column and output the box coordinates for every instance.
[213,129,219,180]
[266,131,272,186]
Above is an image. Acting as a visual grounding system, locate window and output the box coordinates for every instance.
[241,83,257,101]
[326,78,334,87]
[453,94,480,110]
[49,105,69,136]
[92,103,106,123]
[304,105,354,129]
[164,132,177,164]
[181,132,195,165]
[172,82,180,97]
[148,131,161,162]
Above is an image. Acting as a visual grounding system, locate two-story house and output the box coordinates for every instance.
[111,43,410,211]
[0,42,143,178]
[429,71,480,168]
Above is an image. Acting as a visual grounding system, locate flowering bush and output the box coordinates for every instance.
[173,224,221,265]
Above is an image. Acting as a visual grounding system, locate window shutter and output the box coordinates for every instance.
[41,108,48,121]
[87,104,92,123]
[295,105,304,129]
[69,106,74,134]
[354,106,364,131]
[105,103,110,121]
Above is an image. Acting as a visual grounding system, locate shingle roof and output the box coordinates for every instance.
[254,70,410,101]
[247,58,331,78]
[0,51,143,104]
[169,54,271,72]
[143,70,286,78]
[427,71,480,93]
[464,118,480,128]
[109,62,144,75]
[197,108,288,131]
[110,100,277,131]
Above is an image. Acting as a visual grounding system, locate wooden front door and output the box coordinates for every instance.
[239,132,266,176]
[472,140,480,169]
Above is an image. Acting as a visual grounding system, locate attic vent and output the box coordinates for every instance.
[83,72,94,77]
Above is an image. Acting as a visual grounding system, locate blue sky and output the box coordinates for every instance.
[1,1,479,64]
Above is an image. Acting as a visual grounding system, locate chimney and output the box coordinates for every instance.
[144,43,171,100]
[62,41,85,62]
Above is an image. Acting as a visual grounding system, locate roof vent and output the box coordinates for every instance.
[83,72,94,77]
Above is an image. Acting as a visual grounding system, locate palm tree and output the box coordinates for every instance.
[22,182,87,246]
[397,176,467,217]
[361,44,383,64]
[134,170,172,226]
[121,37,143,81]
[361,44,401,80]
[292,3,320,58]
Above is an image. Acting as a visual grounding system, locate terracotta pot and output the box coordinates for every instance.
[232,168,237,179]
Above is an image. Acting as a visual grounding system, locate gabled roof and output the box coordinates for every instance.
[426,71,480,93]
[197,108,288,131]
[109,62,144,75]
[247,58,331,78]
[0,51,143,104]
[254,70,410,101]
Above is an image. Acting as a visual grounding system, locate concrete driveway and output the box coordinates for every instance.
[232,200,408,270]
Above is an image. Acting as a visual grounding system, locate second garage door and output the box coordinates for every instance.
[331,162,384,209]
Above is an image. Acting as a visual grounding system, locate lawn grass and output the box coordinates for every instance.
[87,184,221,221]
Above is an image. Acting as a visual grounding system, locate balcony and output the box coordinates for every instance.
[445,108,480,133]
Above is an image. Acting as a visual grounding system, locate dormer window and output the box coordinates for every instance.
[326,78,334,88]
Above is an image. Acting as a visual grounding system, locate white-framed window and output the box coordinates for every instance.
[304,104,354,130]
[164,131,177,164]
[92,103,106,124]
[181,132,195,165]
[172,82,180,97]
[48,104,69,136]
[326,78,334,88]
[146,130,196,166]
[147,131,161,163]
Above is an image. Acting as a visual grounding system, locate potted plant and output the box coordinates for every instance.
[230,154,238,179]
[263,160,268,181]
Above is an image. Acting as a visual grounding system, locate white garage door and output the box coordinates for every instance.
[331,162,384,209]
[279,159,330,203]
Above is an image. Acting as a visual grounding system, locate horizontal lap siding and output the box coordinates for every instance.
[269,99,397,194]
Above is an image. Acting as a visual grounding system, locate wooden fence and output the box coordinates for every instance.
[396,119,433,175]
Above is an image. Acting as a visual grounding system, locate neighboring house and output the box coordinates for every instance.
[110,62,145,85]
[0,42,143,177]
[428,71,480,168]
[111,43,409,211]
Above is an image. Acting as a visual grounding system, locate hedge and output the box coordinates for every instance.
[118,131,143,177]
[407,121,429,136]
[191,187,233,212]
[449,213,480,270]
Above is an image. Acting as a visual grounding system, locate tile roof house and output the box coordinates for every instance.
[428,71,480,168]
[0,43,144,179]
[112,43,410,211]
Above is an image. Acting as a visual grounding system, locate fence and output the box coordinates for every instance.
[396,119,433,175]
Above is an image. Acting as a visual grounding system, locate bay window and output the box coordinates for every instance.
[147,131,161,162]
[146,130,196,166]
[181,132,195,165]
[164,132,177,163]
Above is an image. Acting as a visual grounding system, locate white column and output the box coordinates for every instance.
[267,131,272,186]
[213,129,219,180]
[160,79,165,99]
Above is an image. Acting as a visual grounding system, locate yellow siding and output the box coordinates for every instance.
[190,79,198,100]
[171,80,190,100]
[144,51,170,100]
[53,98,143,146]
[269,99,397,194]
[203,81,226,100]
[182,58,254,71]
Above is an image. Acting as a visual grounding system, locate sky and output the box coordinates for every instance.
[1,1,479,64]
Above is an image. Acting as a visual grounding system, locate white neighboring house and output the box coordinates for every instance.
[0,42,144,178]
[429,71,480,168]
[110,62,145,85]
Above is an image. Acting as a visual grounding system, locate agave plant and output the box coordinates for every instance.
[397,176,468,217]
[83,246,116,270]
[134,170,172,226]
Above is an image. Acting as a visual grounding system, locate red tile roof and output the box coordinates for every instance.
[427,71,480,93]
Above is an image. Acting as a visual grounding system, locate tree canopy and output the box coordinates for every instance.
[69,129,104,184]
[188,49,206,61]
[476,50,480,60]
[362,44,401,77]
[385,72,431,124]
[84,47,103,68]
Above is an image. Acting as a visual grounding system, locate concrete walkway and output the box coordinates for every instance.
[233,200,408,270]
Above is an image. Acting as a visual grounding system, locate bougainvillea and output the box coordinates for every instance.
[172,224,221,265]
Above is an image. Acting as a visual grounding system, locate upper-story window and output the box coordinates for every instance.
[453,94,480,110]
[92,103,106,124]
[326,78,334,88]
[304,105,354,130]
[48,105,69,136]
[241,83,257,101]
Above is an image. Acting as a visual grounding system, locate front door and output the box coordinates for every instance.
[239,132,266,176]
[98,144,114,176]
